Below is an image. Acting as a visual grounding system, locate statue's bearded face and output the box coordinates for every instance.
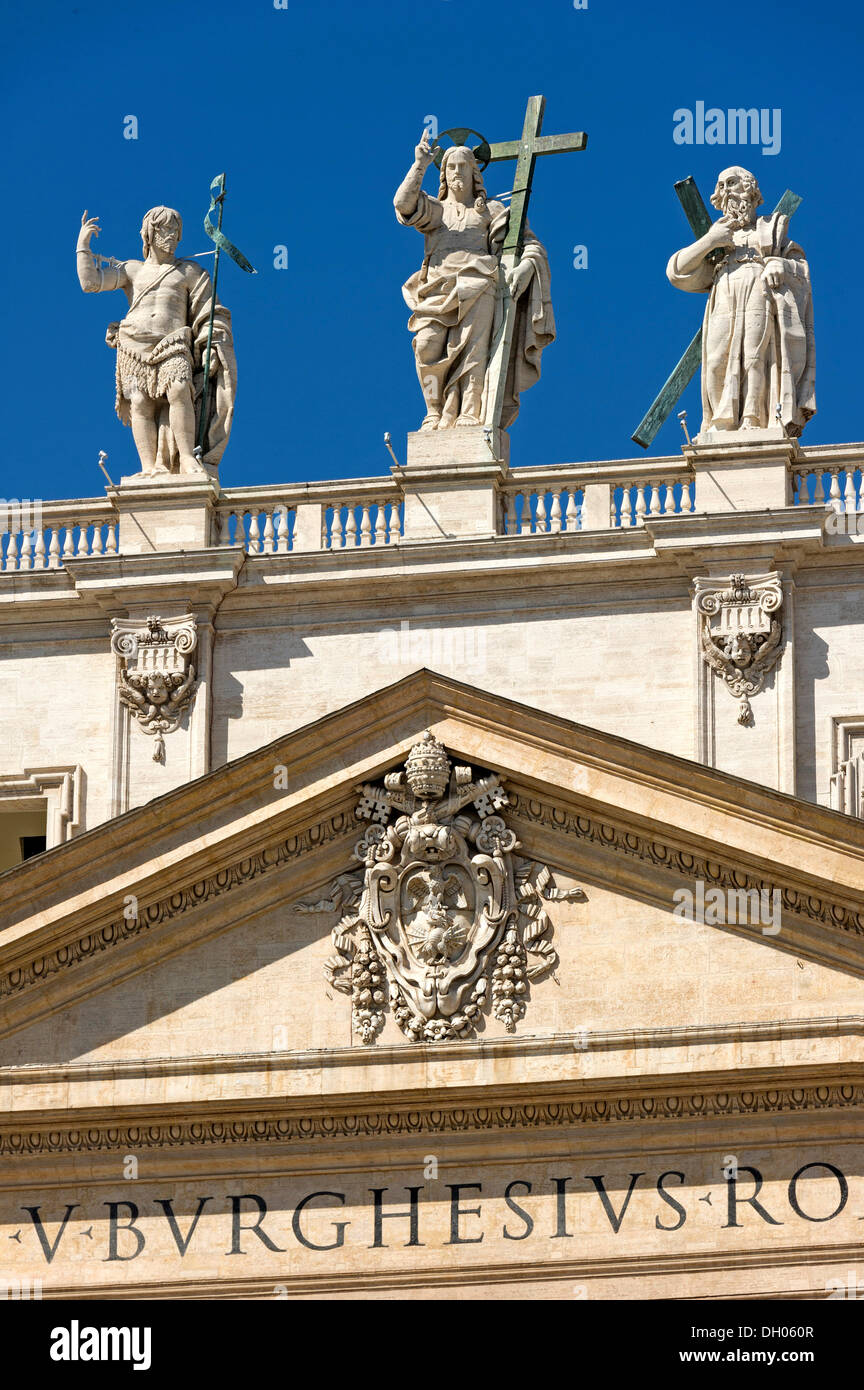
[713,168,761,227]
[444,148,476,200]
[141,207,183,257]
[152,225,180,254]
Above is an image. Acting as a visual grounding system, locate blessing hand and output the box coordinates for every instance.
[78,210,101,248]
[415,128,437,168]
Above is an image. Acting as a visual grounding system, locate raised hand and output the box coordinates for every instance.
[78,210,101,249]
[414,128,437,168]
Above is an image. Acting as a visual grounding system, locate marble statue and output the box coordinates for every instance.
[394,130,554,431]
[76,207,237,475]
[667,167,815,438]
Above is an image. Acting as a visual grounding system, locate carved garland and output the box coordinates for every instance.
[0,1081,861,1156]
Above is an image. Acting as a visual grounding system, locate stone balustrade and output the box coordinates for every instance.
[214,491,296,552]
[322,495,404,550]
[501,459,695,533]
[215,479,405,553]
[830,756,862,816]
[4,443,864,576]
[0,500,119,572]
[792,445,864,511]
[500,478,581,535]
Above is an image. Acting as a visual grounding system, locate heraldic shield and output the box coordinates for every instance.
[365,814,512,1023]
[296,731,585,1044]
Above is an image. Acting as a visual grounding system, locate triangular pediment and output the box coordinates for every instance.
[1,670,863,1074]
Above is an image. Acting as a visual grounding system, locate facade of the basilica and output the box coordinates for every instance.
[1,426,862,1299]
[0,135,862,1300]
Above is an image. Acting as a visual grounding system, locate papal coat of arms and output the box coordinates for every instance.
[296,732,583,1044]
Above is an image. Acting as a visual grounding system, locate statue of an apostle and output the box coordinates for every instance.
[667,166,815,438]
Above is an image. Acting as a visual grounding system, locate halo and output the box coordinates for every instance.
[431,127,492,172]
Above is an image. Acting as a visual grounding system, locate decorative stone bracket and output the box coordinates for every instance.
[295,731,584,1044]
[695,573,783,726]
[110,615,198,762]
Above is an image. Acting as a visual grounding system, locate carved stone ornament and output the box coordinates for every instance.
[110,615,198,762]
[695,573,783,725]
[296,732,584,1044]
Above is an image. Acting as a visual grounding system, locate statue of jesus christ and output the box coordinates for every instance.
[394,130,554,431]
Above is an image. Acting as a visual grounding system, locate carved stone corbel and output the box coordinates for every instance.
[110,615,198,762]
[695,573,783,725]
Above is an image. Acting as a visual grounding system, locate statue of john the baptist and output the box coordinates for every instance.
[76,205,237,475]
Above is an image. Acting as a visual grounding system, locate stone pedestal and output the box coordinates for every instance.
[110,474,222,555]
[399,426,509,542]
[685,434,797,514]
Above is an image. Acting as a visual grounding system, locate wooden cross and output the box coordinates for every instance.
[631,176,802,449]
[480,96,587,432]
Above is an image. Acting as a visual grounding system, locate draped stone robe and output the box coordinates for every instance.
[667,214,816,437]
[397,192,555,428]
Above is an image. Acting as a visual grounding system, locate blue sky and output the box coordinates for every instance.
[2,0,860,501]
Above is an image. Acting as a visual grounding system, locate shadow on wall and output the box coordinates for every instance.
[795,629,831,806]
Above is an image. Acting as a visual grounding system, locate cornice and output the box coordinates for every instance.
[0,1069,861,1155]
[645,506,826,570]
[1,782,863,1018]
[63,546,245,613]
[8,506,864,615]
[507,790,864,938]
[3,1015,858,1089]
[0,805,358,1004]
[34,1240,864,1301]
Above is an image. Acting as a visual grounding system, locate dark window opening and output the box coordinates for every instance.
[19,836,47,861]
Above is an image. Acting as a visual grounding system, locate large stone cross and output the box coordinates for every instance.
[450,96,587,431]
[631,176,802,449]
